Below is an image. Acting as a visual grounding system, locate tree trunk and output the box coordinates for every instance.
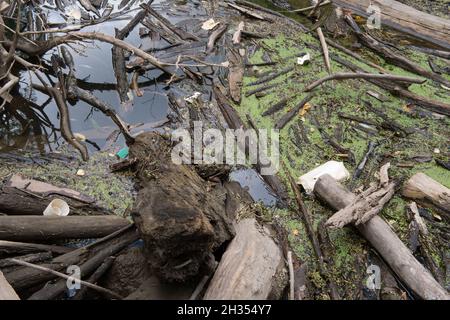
[314,174,449,300]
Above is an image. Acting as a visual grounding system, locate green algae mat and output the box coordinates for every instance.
[234,28,450,298]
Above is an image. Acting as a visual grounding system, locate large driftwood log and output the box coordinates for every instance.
[314,174,449,300]
[334,0,450,49]
[402,173,450,214]
[204,218,286,300]
[0,270,19,300]
[0,216,130,242]
[129,132,235,282]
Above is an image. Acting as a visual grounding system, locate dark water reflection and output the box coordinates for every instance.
[1,0,194,153]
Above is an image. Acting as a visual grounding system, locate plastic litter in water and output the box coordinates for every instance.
[43,199,70,216]
[116,147,129,159]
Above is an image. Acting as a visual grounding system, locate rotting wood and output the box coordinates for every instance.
[262,96,289,117]
[0,187,110,216]
[68,31,175,76]
[314,174,449,300]
[129,132,235,282]
[247,66,294,87]
[316,27,331,74]
[226,2,268,21]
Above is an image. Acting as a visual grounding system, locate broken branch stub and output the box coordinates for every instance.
[402,172,450,213]
[326,163,396,228]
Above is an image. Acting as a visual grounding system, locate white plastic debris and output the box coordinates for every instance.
[73,133,86,142]
[65,5,81,21]
[76,169,85,176]
[202,19,220,30]
[43,199,70,217]
[184,92,202,104]
[297,53,311,65]
[433,148,440,154]
[297,161,350,194]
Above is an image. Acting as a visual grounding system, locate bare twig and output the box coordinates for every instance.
[304,72,425,92]
[316,27,331,74]
[189,275,210,300]
[287,251,295,300]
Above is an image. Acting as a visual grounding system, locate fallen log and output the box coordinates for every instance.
[402,173,450,214]
[314,174,449,300]
[204,218,286,299]
[0,252,52,269]
[0,270,19,300]
[334,0,450,50]
[0,216,130,242]
[0,240,73,256]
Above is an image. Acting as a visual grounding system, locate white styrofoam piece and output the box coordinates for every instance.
[297,161,350,194]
